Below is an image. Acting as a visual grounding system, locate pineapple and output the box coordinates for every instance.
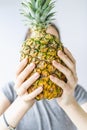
[20,0,67,100]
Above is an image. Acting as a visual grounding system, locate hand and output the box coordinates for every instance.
[50,47,78,107]
[14,58,43,107]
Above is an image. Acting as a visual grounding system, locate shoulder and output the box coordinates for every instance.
[74,84,87,104]
[0,81,17,103]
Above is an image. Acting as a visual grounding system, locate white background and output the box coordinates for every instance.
[0,0,87,90]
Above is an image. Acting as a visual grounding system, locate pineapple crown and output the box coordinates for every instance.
[21,0,56,30]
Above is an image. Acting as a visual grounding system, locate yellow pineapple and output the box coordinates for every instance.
[20,0,67,100]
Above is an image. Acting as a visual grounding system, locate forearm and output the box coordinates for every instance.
[0,96,34,130]
[60,97,87,130]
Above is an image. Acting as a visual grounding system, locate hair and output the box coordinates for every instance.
[24,28,32,41]
[24,23,60,40]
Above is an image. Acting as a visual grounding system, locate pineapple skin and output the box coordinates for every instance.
[20,33,67,100]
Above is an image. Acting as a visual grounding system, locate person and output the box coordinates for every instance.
[0,24,87,130]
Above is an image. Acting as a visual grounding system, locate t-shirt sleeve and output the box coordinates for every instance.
[0,81,16,103]
[74,84,87,105]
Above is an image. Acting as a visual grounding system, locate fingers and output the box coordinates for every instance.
[16,58,28,77]
[50,48,78,104]
[15,63,35,88]
[52,47,78,87]
[50,75,74,96]
[64,47,76,64]
[52,60,75,85]
[22,86,43,101]
[16,72,40,96]
[15,60,42,102]
[58,50,75,74]
[50,75,66,90]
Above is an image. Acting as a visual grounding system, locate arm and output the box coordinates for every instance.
[0,96,33,130]
[61,97,87,130]
[0,92,11,115]
[0,58,43,130]
[81,102,87,112]
[50,47,87,130]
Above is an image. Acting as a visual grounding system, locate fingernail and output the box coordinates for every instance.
[58,50,62,55]
[29,63,35,67]
[22,58,28,64]
[39,86,43,90]
[24,57,28,61]
[50,75,54,79]
[34,72,40,77]
[52,60,56,64]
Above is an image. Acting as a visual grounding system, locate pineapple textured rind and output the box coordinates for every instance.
[20,0,66,100]
[20,33,66,100]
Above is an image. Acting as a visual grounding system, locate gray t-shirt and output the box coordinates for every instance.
[0,82,87,130]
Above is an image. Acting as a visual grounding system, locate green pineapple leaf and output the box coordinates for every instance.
[46,12,55,21]
[42,0,51,10]
[21,0,56,29]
